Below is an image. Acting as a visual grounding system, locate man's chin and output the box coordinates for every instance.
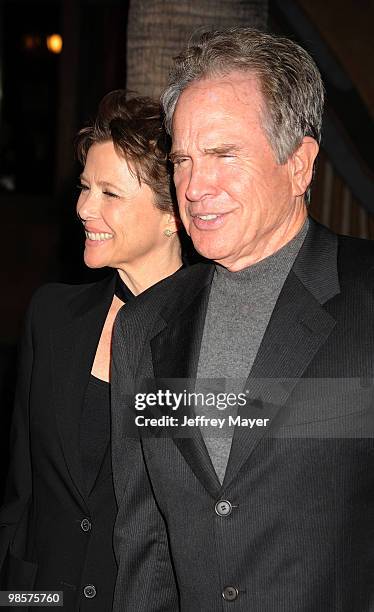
[192,239,230,264]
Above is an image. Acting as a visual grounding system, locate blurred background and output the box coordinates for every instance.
[0,0,373,494]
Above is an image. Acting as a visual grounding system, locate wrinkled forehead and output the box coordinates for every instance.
[171,72,265,144]
[175,71,263,114]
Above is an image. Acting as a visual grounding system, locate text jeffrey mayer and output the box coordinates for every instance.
[181,416,270,428]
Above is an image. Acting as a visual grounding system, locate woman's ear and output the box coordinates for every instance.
[164,213,181,235]
[289,137,319,197]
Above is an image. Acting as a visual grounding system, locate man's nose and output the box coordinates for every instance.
[185,161,217,202]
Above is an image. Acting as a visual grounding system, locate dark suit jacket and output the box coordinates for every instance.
[0,273,118,611]
[111,219,374,612]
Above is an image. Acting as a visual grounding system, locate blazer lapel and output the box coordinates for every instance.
[52,273,116,501]
[87,442,112,498]
[150,263,221,496]
[223,219,340,488]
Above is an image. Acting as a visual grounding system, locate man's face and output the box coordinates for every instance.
[171,72,305,270]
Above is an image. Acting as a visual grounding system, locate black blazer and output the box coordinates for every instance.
[0,272,118,611]
[111,219,374,611]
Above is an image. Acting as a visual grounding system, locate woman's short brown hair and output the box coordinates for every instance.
[76,90,175,214]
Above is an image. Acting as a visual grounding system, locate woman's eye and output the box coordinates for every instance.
[77,183,89,191]
[103,190,119,198]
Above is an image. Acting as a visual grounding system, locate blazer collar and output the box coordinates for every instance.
[151,218,341,496]
[292,217,340,303]
[52,272,117,502]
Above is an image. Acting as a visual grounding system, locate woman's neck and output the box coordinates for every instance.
[116,243,182,296]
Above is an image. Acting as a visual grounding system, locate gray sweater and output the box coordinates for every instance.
[196,219,309,482]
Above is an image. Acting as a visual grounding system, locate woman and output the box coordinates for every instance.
[0,91,182,610]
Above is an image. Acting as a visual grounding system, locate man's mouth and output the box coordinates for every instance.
[85,231,114,241]
[193,214,219,221]
[190,212,227,230]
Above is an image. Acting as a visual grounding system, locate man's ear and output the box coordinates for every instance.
[289,137,319,197]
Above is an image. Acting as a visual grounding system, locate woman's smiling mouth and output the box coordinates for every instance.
[85,231,114,241]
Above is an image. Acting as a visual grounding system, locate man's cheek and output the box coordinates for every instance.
[177,206,192,235]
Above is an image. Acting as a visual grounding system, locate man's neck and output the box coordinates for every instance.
[216,207,308,272]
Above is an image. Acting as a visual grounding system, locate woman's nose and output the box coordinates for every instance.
[76,188,100,221]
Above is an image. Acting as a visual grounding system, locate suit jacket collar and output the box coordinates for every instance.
[52,272,116,502]
[292,217,340,303]
[150,218,340,496]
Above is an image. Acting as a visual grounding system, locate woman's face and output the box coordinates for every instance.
[76,141,174,270]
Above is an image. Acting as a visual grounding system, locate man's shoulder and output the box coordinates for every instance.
[336,233,374,281]
[337,233,374,262]
[307,218,374,284]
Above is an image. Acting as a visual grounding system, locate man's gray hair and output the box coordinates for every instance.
[162,27,324,173]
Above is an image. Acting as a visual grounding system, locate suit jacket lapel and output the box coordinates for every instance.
[150,263,221,496]
[52,273,116,501]
[223,219,340,488]
[222,270,337,488]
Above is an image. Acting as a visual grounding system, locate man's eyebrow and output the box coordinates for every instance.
[204,144,240,154]
[169,144,240,161]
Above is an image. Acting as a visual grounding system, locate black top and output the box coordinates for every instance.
[78,272,133,491]
[79,272,134,490]
[114,273,135,303]
[80,375,110,494]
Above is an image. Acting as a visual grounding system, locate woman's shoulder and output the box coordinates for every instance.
[30,280,98,306]
[28,274,115,325]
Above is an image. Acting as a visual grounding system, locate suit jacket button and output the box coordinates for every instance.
[215,500,232,516]
[83,585,96,598]
[222,586,239,601]
[80,518,92,532]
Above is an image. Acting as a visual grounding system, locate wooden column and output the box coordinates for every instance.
[126,0,268,98]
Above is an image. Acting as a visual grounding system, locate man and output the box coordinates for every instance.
[111,28,374,611]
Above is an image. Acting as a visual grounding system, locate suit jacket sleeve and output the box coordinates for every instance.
[0,290,36,576]
[111,306,179,612]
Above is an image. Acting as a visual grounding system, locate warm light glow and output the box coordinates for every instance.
[46,34,63,54]
[24,35,35,50]
[24,35,41,50]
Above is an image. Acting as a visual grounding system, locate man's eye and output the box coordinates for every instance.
[77,183,89,191]
[173,158,189,167]
[103,190,119,198]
